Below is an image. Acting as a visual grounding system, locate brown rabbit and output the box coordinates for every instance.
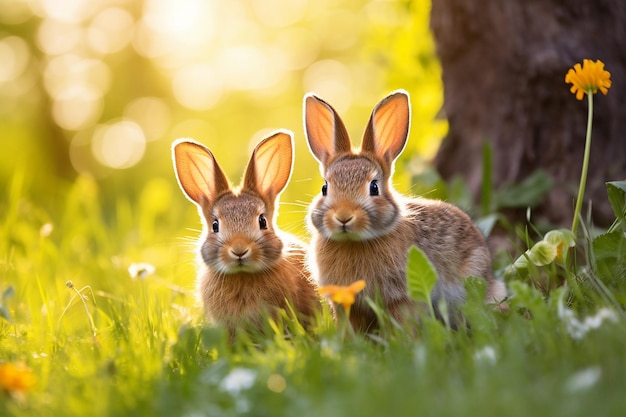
[304,90,506,332]
[172,130,319,336]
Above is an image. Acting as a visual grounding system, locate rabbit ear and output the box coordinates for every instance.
[243,130,294,201]
[172,139,230,206]
[361,90,410,165]
[304,93,351,165]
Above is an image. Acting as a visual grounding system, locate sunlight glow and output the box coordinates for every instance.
[0,0,34,24]
[52,85,102,130]
[37,18,83,55]
[0,36,30,82]
[302,59,353,112]
[43,54,111,98]
[91,120,147,169]
[87,7,135,55]
[135,0,217,59]
[274,28,318,70]
[172,64,223,110]
[38,0,94,23]
[218,46,284,91]
[124,97,171,142]
[20,0,420,173]
[252,0,308,27]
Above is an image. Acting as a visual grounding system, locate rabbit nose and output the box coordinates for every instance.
[335,214,354,225]
[230,248,249,259]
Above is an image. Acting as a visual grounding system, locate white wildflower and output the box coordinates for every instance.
[565,367,601,393]
[219,368,256,395]
[474,346,497,366]
[558,294,618,340]
[128,262,155,280]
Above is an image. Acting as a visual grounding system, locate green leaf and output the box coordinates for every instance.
[475,214,499,238]
[592,231,626,286]
[607,181,626,228]
[494,170,553,209]
[410,165,448,201]
[406,245,438,317]
[448,175,473,213]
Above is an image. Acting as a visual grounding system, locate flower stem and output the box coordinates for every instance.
[571,90,594,235]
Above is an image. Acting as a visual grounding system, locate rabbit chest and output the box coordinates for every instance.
[312,219,418,307]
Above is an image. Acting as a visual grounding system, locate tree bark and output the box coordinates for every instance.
[430,0,626,228]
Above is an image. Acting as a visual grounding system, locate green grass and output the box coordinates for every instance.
[1,172,626,417]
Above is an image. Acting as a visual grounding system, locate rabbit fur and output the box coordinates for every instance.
[172,131,320,335]
[304,90,507,331]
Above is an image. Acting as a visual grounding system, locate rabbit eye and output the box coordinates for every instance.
[259,214,268,230]
[321,182,328,196]
[369,180,380,196]
[211,219,219,233]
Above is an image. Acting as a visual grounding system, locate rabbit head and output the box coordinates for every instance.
[304,90,411,242]
[172,130,295,275]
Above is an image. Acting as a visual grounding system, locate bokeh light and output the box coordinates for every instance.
[0,0,34,24]
[124,97,171,142]
[37,0,95,23]
[91,120,146,169]
[36,18,83,55]
[0,36,30,82]
[1,0,446,205]
[51,85,103,130]
[172,64,223,110]
[303,59,353,112]
[87,7,135,55]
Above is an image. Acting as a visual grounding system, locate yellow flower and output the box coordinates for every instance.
[565,59,611,100]
[0,363,36,394]
[318,280,366,313]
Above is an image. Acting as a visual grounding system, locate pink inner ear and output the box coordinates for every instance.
[244,131,294,200]
[173,140,230,206]
[305,95,352,164]
[364,92,410,163]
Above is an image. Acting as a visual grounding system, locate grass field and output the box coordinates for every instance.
[1,170,625,417]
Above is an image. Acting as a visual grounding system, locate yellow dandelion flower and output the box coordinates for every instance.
[318,280,366,313]
[565,59,612,100]
[0,363,36,394]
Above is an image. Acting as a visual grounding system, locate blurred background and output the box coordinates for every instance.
[0,0,445,238]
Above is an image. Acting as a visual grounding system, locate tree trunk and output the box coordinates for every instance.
[430,0,626,229]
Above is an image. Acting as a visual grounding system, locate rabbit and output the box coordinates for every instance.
[172,130,320,337]
[303,90,507,332]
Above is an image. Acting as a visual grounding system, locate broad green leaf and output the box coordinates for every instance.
[448,175,473,213]
[607,181,626,229]
[592,231,626,286]
[410,166,448,201]
[406,245,438,317]
[495,170,553,209]
[475,214,499,238]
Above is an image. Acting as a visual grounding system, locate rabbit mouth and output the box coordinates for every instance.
[329,230,365,242]
[223,262,261,274]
